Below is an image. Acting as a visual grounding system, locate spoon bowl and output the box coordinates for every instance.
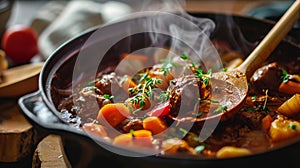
[210,70,248,121]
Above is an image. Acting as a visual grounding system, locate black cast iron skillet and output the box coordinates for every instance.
[18,12,300,168]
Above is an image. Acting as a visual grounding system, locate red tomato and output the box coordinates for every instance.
[1,25,38,64]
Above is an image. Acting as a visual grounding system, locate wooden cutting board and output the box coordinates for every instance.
[0,62,44,97]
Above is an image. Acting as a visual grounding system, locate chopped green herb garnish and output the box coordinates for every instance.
[243,91,270,112]
[160,62,173,76]
[195,145,205,153]
[203,78,210,87]
[196,112,203,117]
[179,128,188,136]
[189,62,201,70]
[180,54,189,60]
[159,91,170,102]
[213,106,227,114]
[198,98,219,103]
[130,129,135,139]
[206,69,212,77]
[103,94,114,100]
[288,123,298,130]
[282,69,290,83]
[251,95,257,100]
[244,107,257,112]
[210,99,219,103]
[257,105,270,112]
[194,69,211,87]
[127,71,161,110]
[195,69,204,79]
[222,68,228,72]
[262,89,269,112]
[193,136,200,142]
[243,105,270,112]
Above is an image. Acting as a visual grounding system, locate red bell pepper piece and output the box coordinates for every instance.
[147,101,170,117]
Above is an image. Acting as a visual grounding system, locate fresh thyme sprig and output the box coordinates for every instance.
[127,71,162,111]
[159,90,170,102]
[243,90,270,112]
[262,89,269,112]
[198,98,219,103]
[159,59,177,76]
[213,105,227,114]
[194,68,212,87]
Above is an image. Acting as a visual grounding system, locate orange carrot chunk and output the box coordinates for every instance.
[278,81,300,95]
[121,53,148,63]
[126,96,151,111]
[120,75,136,92]
[113,130,153,148]
[97,103,130,127]
[261,115,273,132]
[143,116,167,135]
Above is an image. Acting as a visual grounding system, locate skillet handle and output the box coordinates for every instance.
[18,91,92,168]
[18,91,73,166]
[18,91,68,140]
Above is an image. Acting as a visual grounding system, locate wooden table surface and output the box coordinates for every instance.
[0,0,283,167]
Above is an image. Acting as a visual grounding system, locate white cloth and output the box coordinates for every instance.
[32,0,132,59]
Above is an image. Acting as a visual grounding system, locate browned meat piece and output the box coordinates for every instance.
[250,62,283,93]
[58,72,127,123]
[95,72,117,95]
[118,118,143,133]
[238,111,264,129]
[167,75,204,118]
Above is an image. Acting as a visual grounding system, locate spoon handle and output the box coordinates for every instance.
[237,0,300,79]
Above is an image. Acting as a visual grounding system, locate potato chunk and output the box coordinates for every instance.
[277,94,300,116]
[269,115,300,142]
[216,146,252,158]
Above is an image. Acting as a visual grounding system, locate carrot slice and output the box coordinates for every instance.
[97,103,130,127]
[113,129,153,148]
[121,53,148,63]
[120,75,136,93]
[278,81,300,95]
[261,115,273,132]
[143,116,167,135]
[126,96,151,111]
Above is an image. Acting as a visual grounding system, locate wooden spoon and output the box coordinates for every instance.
[206,0,300,121]
[0,62,44,97]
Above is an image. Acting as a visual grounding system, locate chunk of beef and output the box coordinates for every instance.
[238,111,264,129]
[118,118,143,133]
[250,62,283,93]
[95,72,117,95]
[168,75,206,117]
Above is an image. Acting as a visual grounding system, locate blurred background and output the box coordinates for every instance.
[0,0,295,67]
[6,0,295,26]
